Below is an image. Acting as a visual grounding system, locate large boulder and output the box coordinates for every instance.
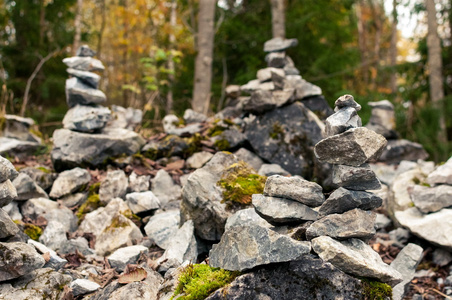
[51,128,145,171]
[0,242,45,281]
[378,139,428,164]
[244,102,324,177]
[62,104,111,132]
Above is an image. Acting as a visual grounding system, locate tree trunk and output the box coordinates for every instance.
[356,1,369,88]
[270,0,285,38]
[166,0,177,114]
[390,0,398,95]
[192,0,216,115]
[97,0,106,58]
[73,0,83,55]
[426,0,447,143]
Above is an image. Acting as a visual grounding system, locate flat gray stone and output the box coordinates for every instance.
[432,248,452,267]
[19,166,57,192]
[144,210,180,249]
[65,77,106,107]
[151,169,181,207]
[27,239,67,270]
[0,208,19,238]
[263,37,298,52]
[76,45,96,57]
[186,151,214,169]
[319,187,382,216]
[263,175,324,207]
[256,67,285,82]
[128,172,150,193]
[60,192,87,207]
[12,173,48,200]
[106,105,143,130]
[0,242,45,281]
[258,163,290,176]
[411,184,452,213]
[325,107,362,137]
[332,164,381,190]
[233,148,264,172]
[183,108,207,123]
[0,179,17,207]
[314,127,387,166]
[243,89,276,114]
[378,139,429,164]
[0,155,18,182]
[21,197,58,220]
[311,236,403,286]
[49,167,91,199]
[62,56,105,71]
[390,243,424,300]
[426,157,452,186]
[225,208,271,230]
[67,68,100,88]
[99,170,128,204]
[284,75,322,100]
[38,220,68,251]
[0,137,43,158]
[108,245,149,272]
[63,104,111,132]
[209,223,311,271]
[253,194,318,225]
[126,191,160,215]
[70,278,101,296]
[306,208,376,240]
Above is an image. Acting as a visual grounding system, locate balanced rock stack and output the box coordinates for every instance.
[51,45,145,171]
[307,94,402,285]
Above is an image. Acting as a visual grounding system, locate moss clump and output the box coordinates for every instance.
[217,161,267,208]
[269,121,285,140]
[103,214,130,232]
[214,139,230,151]
[36,166,52,174]
[171,264,240,300]
[88,182,101,195]
[23,224,43,241]
[361,278,392,300]
[76,194,102,221]
[121,209,142,227]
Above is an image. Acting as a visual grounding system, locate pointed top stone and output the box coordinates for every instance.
[76,45,96,57]
[334,94,361,112]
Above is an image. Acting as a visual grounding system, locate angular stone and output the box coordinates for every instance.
[206,255,366,300]
[183,108,207,123]
[314,127,387,166]
[0,208,19,238]
[319,187,382,216]
[284,75,322,100]
[126,191,160,215]
[225,207,271,230]
[263,175,324,207]
[0,137,43,158]
[144,210,180,249]
[70,279,101,296]
[67,68,100,88]
[211,128,246,150]
[257,163,290,176]
[157,220,198,271]
[307,208,376,240]
[366,100,397,139]
[94,213,143,256]
[60,192,87,207]
[389,228,411,247]
[59,236,94,256]
[375,213,392,229]
[395,207,452,250]
[107,105,143,130]
[300,95,334,120]
[63,104,111,132]
[38,220,68,251]
[62,56,105,71]
[76,45,96,57]
[21,197,58,219]
[12,173,48,200]
[325,107,362,137]
[127,172,149,193]
[49,167,91,199]
[225,85,241,98]
[334,94,361,111]
[3,201,21,221]
[240,79,260,93]
[388,168,426,214]
[27,239,67,270]
[332,164,381,190]
[243,89,276,114]
[0,155,18,182]
[252,194,318,225]
[186,151,214,169]
[51,128,145,171]
[426,157,452,186]
[99,170,128,204]
[265,51,286,68]
[209,223,311,271]
[263,37,298,52]
[0,179,17,207]
[2,115,41,143]
[411,184,452,213]
[272,89,295,106]
[65,77,106,107]
[19,166,57,192]
[432,248,452,267]
[311,236,403,286]
[390,243,424,300]
[151,169,181,207]
[256,67,285,82]
[245,102,324,177]
[378,139,428,164]
[108,245,149,272]
[0,242,45,281]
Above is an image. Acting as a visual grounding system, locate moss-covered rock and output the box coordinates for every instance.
[361,278,393,300]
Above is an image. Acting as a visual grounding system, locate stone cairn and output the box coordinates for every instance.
[62,45,111,132]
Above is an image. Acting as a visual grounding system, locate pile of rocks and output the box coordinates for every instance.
[51,45,145,171]
[0,115,44,157]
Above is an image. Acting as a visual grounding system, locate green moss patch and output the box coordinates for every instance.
[23,224,43,241]
[76,194,102,222]
[171,264,240,300]
[269,121,285,140]
[361,278,392,300]
[103,214,130,232]
[217,161,267,208]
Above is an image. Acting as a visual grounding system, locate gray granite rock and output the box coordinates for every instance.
[0,242,45,281]
[70,278,101,296]
[307,208,376,240]
[366,100,398,139]
[245,102,324,177]
[284,75,322,100]
[106,105,143,130]
[99,170,128,204]
[432,248,452,267]
[319,187,382,216]
[243,89,276,114]
[108,245,149,272]
[389,228,411,247]
[128,172,150,193]
[183,108,207,123]
[263,175,324,207]
[395,207,452,250]
[224,208,271,230]
[257,67,285,82]
[252,194,318,225]
[65,77,106,107]
[0,137,44,159]
[332,163,381,190]
[38,220,68,251]
[334,94,362,111]
[125,191,160,215]
[2,114,41,143]
[186,151,214,169]
[60,192,87,207]
[375,213,392,230]
[21,197,60,219]
[76,45,96,57]
[209,223,310,271]
[63,104,111,132]
[3,201,21,221]
[388,168,427,214]
[27,239,67,270]
[240,79,260,93]
[151,169,181,207]
[325,106,362,137]
[411,184,452,213]
[0,179,17,207]
[257,163,290,176]
[265,51,286,68]
[19,166,57,192]
[144,210,180,249]
[263,37,298,52]
[206,255,366,300]
[62,56,105,71]
[67,68,100,88]
[314,127,387,166]
[49,167,91,199]
[59,236,94,256]
[12,173,48,200]
[51,128,145,171]
[390,243,424,300]
[233,148,264,172]
[311,236,403,286]
[426,157,452,186]
[0,208,19,238]
[378,139,429,164]
[211,127,246,150]
[0,155,18,182]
